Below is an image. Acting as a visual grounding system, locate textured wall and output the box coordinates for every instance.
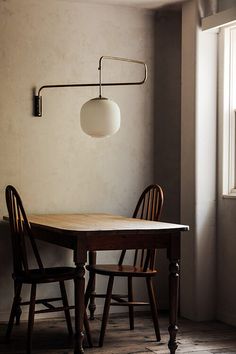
[217,2,236,326]
[181,0,217,321]
[217,199,236,326]
[154,10,182,309]
[218,0,236,11]
[0,0,155,319]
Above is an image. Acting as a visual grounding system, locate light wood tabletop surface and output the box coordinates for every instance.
[27,213,189,232]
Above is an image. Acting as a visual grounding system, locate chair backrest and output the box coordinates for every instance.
[5,185,44,274]
[118,184,164,271]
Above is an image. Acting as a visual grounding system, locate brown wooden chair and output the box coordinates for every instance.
[85,184,164,347]
[5,185,92,354]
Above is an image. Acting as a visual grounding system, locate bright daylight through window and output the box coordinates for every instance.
[220,24,236,196]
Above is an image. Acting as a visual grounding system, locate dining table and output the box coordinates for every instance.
[7,213,189,354]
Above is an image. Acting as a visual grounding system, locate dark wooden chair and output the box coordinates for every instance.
[85,184,164,347]
[5,185,92,354]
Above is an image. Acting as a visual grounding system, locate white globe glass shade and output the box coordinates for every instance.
[80,97,121,137]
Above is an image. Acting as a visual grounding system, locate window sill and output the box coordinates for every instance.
[222,194,236,199]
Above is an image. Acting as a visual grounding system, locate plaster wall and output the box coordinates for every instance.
[217,198,236,325]
[217,17,236,326]
[154,10,181,309]
[218,0,236,11]
[180,0,197,319]
[181,0,217,321]
[195,26,217,320]
[186,0,236,326]
[198,0,236,328]
[0,0,155,320]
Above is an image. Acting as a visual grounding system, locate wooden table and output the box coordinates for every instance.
[26,213,189,354]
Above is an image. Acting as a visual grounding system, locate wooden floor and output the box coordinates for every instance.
[0,312,235,353]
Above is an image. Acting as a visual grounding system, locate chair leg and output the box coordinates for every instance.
[128,276,134,330]
[84,309,93,347]
[14,280,22,325]
[59,281,73,336]
[27,283,37,354]
[6,282,22,339]
[85,272,95,308]
[99,276,114,347]
[83,272,96,347]
[146,277,161,342]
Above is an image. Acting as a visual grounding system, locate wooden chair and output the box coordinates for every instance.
[5,185,92,354]
[85,184,164,347]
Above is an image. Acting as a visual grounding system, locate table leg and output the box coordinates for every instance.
[168,260,179,353]
[74,262,86,354]
[88,251,97,320]
[167,233,180,354]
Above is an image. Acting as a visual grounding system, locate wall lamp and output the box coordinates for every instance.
[34,56,147,137]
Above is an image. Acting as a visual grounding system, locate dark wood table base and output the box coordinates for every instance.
[21,213,188,354]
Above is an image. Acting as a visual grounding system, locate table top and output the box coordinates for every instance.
[27,213,189,233]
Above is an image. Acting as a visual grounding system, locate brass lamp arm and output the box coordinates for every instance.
[34,56,147,117]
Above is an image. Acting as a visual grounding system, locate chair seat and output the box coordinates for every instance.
[13,267,77,284]
[86,264,157,277]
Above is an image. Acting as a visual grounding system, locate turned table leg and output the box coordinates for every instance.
[88,251,97,320]
[74,262,86,354]
[167,233,180,354]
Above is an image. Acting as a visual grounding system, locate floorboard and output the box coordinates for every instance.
[0,312,235,353]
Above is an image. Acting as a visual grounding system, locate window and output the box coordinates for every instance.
[220,24,236,196]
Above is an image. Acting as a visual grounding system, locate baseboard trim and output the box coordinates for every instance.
[217,310,236,326]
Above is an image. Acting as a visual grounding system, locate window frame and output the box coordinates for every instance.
[219,24,236,197]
